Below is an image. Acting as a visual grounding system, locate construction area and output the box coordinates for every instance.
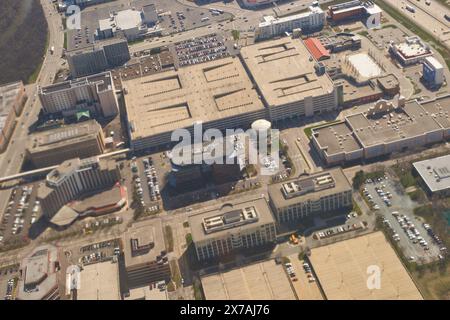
[308,232,423,300]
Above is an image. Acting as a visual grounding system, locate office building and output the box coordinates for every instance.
[26,120,105,168]
[39,72,119,118]
[268,168,352,222]
[413,154,450,196]
[255,6,325,40]
[38,156,120,223]
[240,37,337,121]
[122,219,171,296]
[328,1,381,28]
[67,38,130,77]
[389,36,433,66]
[123,56,265,151]
[189,196,277,261]
[422,56,444,86]
[16,245,59,300]
[0,81,27,151]
[312,96,450,166]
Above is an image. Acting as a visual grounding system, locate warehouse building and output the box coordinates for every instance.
[25,120,105,168]
[123,56,266,151]
[188,196,277,261]
[240,37,338,121]
[39,72,119,118]
[38,156,120,223]
[268,168,352,223]
[413,154,450,197]
[0,81,27,151]
[255,5,325,40]
[312,97,450,166]
[67,38,130,77]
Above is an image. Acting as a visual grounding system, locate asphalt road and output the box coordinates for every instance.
[0,0,64,232]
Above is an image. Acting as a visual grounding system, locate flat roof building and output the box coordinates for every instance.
[76,261,121,300]
[389,36,433,66]
[268,168,353,222]
[255,6,325,40]
[413,154,450,196]
[309,232,423,300]
[67,38,130,78]
[123,56,266,150]
[189,196,277,261]
[39,71,119,118]
[25,119,105,168]
[122,219,171,295]
[240,37,337,121]
[16,245,59,300]
[312,97,450,166]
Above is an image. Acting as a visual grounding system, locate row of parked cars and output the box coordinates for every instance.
[4,278,16,300]
[80,240,118,253]
[423,223,447,258]
[302,262,316,283]
[284,262,298,282]
[143,157,160,202]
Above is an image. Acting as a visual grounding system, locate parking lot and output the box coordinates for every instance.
[159,6,231,36]
[0,183,41,247]
[73,238,121,266]
[174,33,229,67]
[362,176,443,263]
[131,155,162,211]
[284,257,323,300]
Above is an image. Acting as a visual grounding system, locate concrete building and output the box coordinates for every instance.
[268,168,353,223]
[26,120,105,168]
[255,5,325,40]
[67,38,130,77]
[413,154,450,196]
[122,219,171,296]
[318,33,362,53]
[312,96,450,166]
[240,37,337,121]
[389,36,433,66]
[123,56,265,151]
[39,72,119,118]
[422,56,444,87]
[242,0,277,8]
[37,156,120,223]
[0,81,27,151]
[76,261,121,300]
[328,1,382,28]
[16,245,59,300]
[188,196,277,261]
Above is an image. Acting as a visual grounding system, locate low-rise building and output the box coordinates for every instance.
[389,36,433,66]
[16,245,59,300]
[39,71,119,118]
[268,168,353,222]
[38,156,120,223]
[0,81,27,151]
[25,120,105,168]
[312,97,450,166]
[328,1,382,28]
[255,5,325,40]
[413,154,450,197]
[188,196,277,261]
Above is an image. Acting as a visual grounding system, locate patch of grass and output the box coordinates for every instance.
[231,29,240,41]
[353,199,363,216]
[164,225,174,252]
[183,221,189,228]
[408,189,427,204]
[193,277,204,300]
[170,260,182,288]
[185,233,193,246]
[64,32,67,50]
